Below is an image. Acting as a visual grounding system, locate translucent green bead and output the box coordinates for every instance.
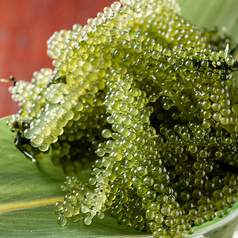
[31,134,43,145]
[57,215,67,227]
[39,143,49,152]
[225,56,234,66]
[97,212,105,219]
[101,129,112,138]
[232,104,238,114]
[161,205,171,216]
[67,195,77,205]
[135,166,148,177]
[64,207,73,218]
[55,201,63,211]
[84,217,92,225]
[205,213,215,221]
[215,210,224,218]
[210,51,219,61]
[227,196,236,204]
[163,48,171,57]
[24,129,33,139]
[81,206,89,213]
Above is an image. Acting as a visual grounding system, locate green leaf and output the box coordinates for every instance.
[177,0,238,40]
[1,1,238,237]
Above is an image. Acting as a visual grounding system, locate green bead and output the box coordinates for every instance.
[57,215,67,227]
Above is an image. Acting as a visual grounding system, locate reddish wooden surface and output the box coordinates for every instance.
[0,0,114,118]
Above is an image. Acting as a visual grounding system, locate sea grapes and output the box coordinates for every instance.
[6,0,238,237]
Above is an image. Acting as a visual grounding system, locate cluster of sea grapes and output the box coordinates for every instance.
[6,0,238,237]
